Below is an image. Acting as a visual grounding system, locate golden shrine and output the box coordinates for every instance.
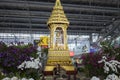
[44,0,75,72]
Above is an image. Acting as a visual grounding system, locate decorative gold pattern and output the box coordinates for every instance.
[47,0,69,25]
[45,0,74,71]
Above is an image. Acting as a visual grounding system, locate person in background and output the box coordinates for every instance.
[74,60,78,68]
[53,64,61,80]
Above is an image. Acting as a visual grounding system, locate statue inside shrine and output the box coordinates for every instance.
[55,28,64,50]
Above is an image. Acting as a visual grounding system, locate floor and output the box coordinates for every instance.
[42,72,89,80]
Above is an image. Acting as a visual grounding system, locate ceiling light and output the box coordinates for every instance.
[112,18,115,21]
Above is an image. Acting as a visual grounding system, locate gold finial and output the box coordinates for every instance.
[47,0,69,25]
[55,0,61,6]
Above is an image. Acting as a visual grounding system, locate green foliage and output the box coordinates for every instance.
[42,48,48,53]
[18,69,41,80]
[100,40,120,61]
[1,69,42,80]
[41,48,48,57]
[0,72,5,80]
[0,42,7,52]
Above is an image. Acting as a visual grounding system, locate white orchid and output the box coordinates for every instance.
[17,47,42,79]
[11,76,18,80]
[91,76,100,80]
[21,78,27,80]
[2,77,34,80]
[98,56,120,73]
[18,57,42,70]
[105,74,120,80]
[28,78,34,80]
[92,56,120,80]
[2,77,10,80]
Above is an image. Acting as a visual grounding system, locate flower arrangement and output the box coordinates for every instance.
[16,57,42,80]
[89,40,120,80]
[0,42,39,80]
[2,76,34,80]
[98,56,120,74]
[81,53,104,77]
[98,56,120,80]
[0,44,37,73]
[91,56,120,80]
[82,40,120,79]
[18,57,42,70]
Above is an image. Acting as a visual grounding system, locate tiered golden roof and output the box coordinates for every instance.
[47,0,69,25]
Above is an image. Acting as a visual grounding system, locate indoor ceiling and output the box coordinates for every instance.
[0,0,120,36]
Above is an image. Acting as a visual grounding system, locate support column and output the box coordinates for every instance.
[64,27,68,50]
[74,74,76,80]
[50,27,55,49]
[68,74,70,80]
[42,75,45,80]
[89,33,92,44]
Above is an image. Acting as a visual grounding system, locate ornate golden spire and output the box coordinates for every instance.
[47,0,69,25]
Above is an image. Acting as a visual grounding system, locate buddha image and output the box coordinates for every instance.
[56,31,61,37]
[55,28,64,49]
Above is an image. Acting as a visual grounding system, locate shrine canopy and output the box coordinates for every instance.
[47,0,69,25]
